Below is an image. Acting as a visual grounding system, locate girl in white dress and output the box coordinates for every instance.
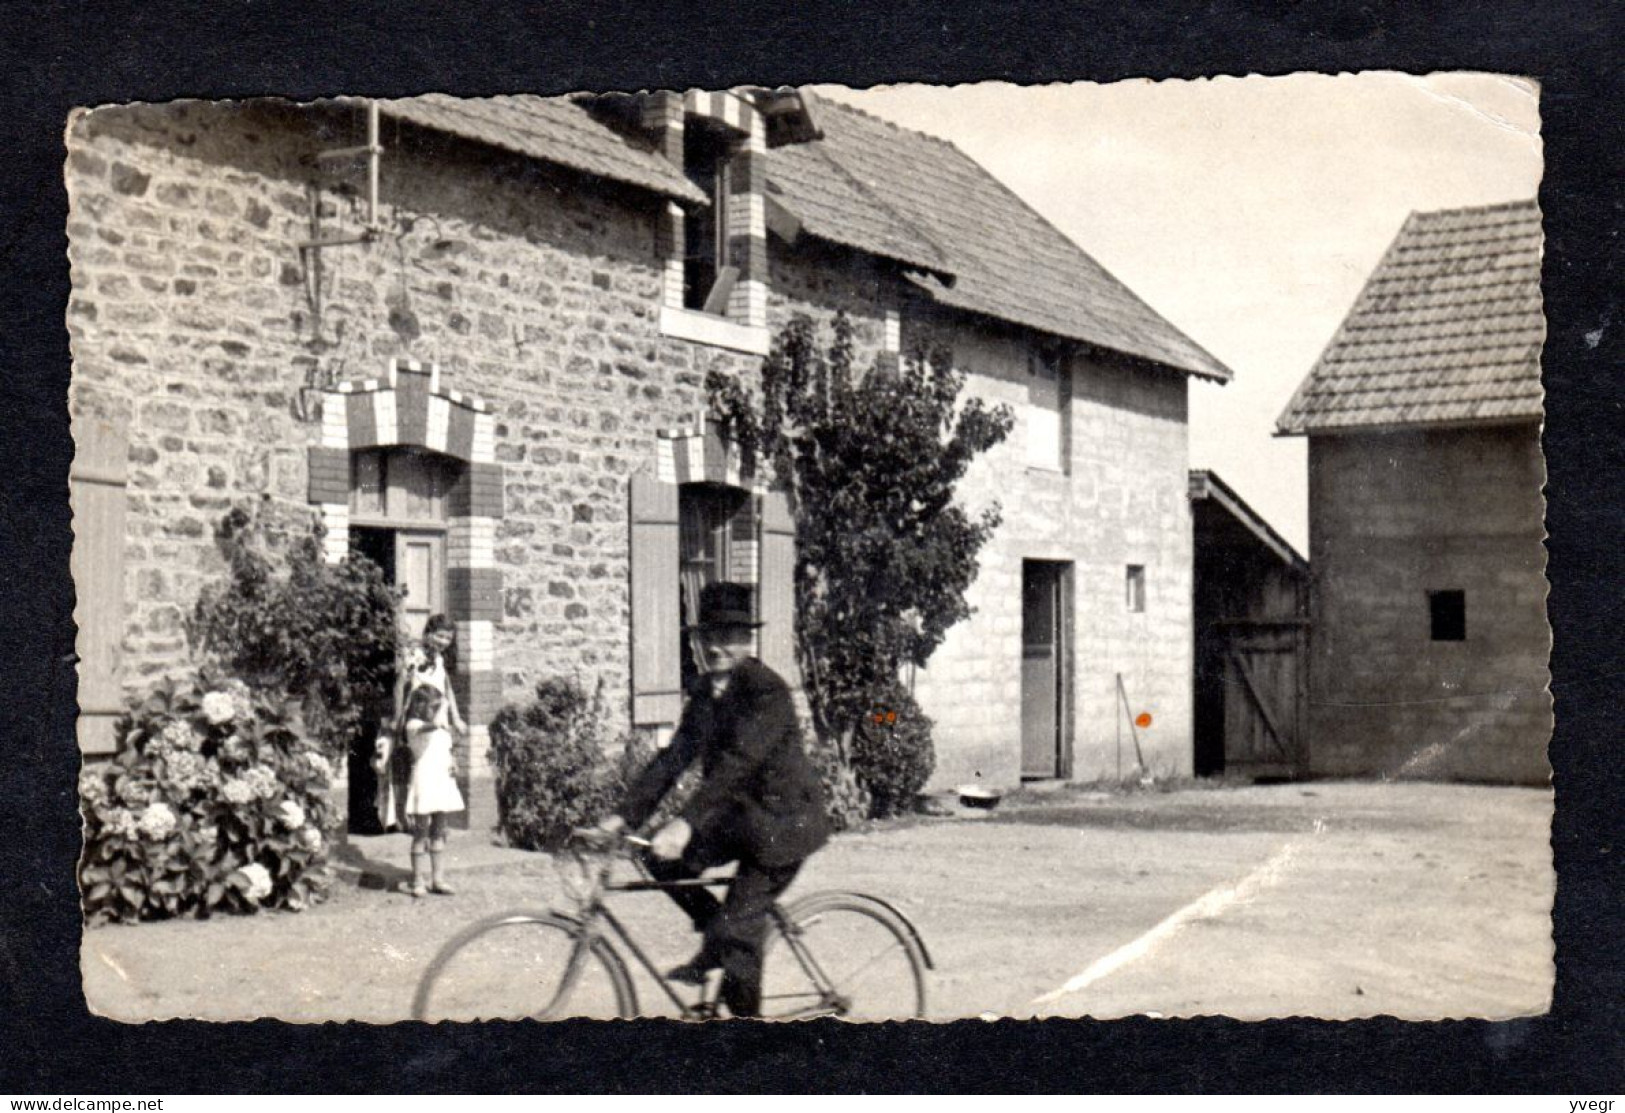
[394,614,467,897]
[401,684,464,897]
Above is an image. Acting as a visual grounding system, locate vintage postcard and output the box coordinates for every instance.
[70,72,1550,1022]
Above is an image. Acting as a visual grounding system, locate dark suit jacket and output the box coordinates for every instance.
[621,658,830,868]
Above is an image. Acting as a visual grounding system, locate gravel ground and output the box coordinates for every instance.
[81,779,1554,1023]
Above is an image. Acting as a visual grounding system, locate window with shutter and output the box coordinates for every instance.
[682,122,737,315]
[678,484,749,687]
[630,472,683,726]
[71,419,129,755]
[758,488,800,690]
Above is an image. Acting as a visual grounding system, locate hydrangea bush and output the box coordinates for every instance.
[79,671,335,923]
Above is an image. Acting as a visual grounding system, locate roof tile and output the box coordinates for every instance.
[375,94,705,205]
[1277,200,1544,434]
[766,93,1232,382]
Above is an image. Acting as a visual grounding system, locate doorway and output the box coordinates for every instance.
[1021,560,1073,779]
[347,518,449,835]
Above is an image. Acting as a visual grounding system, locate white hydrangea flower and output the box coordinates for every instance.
[115,774,155,808]
[201,691,237,725]
[221,778,255,805]
[243,766,281,800]
[299,826,323,852]
[304,752,333,784]
[103,807,141,840]
[136,801,178,841]
[160,751,210,795]
[239,862,273,903]
[78,769,109,807]
[277,800,306,829]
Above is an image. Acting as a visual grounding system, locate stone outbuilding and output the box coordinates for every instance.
[67,89,1230,827]
[1276,199,1549,784]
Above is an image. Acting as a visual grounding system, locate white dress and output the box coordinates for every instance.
[401,649,464,817]
[404,704,465,816]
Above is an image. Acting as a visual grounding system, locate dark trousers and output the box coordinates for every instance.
[644,834,802,1018]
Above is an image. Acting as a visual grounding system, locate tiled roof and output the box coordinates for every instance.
[375,94,706,205]
[765,93,1233,382]
[766,141,950,275]
[1277,199,1544,435]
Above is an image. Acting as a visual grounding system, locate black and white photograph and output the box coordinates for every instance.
[66,73,1552,1024]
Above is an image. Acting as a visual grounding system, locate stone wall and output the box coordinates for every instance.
[1305,424,1550,784]
[67,98,1198,803]
[66,102,761,755]
[910,324,1194,789]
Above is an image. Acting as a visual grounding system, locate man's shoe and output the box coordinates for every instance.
[665,955,718,986]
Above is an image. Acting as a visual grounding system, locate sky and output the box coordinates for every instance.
[816,73,1543,553]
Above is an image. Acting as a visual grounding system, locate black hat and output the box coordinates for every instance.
[684,581,764,632]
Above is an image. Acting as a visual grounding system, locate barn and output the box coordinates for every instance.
[1189,470,1310,780]
[1275,199,1549,784]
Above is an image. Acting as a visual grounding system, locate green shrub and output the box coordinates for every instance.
[848,679,935,818]
[79,671,336,923]
[808,734,871,832]
[488,678,625,851]
[612,732,697,833]
[190,500,402,765]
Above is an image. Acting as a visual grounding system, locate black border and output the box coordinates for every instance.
[3,0,1620,1093]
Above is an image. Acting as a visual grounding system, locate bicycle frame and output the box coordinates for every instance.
[560,843,844,1020]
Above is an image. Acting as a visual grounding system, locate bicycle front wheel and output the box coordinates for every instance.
[412,909,636,1021]
[760,892,929,1020]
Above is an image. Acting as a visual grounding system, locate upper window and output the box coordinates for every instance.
[682,121,736,314]
[350,447,461,524]
[1027,346,1066,472]
[1429,590,1466,642]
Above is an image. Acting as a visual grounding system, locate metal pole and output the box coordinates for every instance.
[366,99,381,232]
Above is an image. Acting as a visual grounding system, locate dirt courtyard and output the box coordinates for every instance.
[81,780,1554,1022]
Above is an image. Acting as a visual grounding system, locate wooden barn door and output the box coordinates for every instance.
[1220,620,1306,777]
[71,419,129,756]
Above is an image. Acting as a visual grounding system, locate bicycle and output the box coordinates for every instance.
[412,832,933,1021]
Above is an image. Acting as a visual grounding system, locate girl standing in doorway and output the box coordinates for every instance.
[378,614,467,891]
[400,683,464,896]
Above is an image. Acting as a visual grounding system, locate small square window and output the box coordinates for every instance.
[1126,565,1146,613]
[1429,590,1466,641]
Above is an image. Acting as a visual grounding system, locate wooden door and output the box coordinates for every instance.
[70,419,129,755]
[1021,561,1067,778]
[395,530,445,641]
[1221,620,1305,775]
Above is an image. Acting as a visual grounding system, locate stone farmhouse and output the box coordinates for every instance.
[66,89,1232,825]
[1277,199,1548,784]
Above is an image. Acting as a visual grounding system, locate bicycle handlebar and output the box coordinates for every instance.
[566,827,652,853]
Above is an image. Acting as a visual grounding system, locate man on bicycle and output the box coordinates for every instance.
[589,581,830,1018]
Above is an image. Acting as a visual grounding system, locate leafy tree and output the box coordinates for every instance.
[189,500,402,764]
[709,313,1013,816]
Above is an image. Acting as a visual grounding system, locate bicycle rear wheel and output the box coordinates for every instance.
[412,909,636,1021]
[760,892,929,1020]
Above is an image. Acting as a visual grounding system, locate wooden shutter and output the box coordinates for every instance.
[630,471,682,725]
[759,488,801,691]
[70,419,129,755]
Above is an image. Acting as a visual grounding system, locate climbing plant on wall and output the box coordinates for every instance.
[709,313,1014,818]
